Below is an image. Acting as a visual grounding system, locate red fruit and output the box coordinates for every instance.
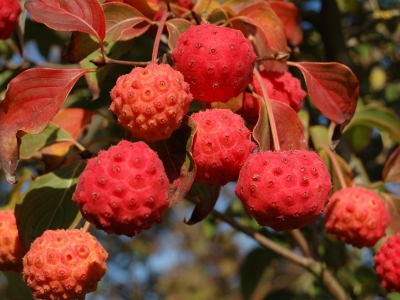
[242,70,307,126]
[191,109,256,186]
[0,209,27,272]
[0,0,21,40]
[22,229,107,300]
[235,150,332,231]
[172,24,256,103]
[374,234,400,292]
[110,63,193,142]
[72,140,170,237]
[323,187,389,248]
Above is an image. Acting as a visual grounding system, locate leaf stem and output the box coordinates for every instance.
[253,68,280,151]
[152,12,172,64]
[321,144,348,189]
[211,209,349,300]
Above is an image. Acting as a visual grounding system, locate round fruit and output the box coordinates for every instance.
[324,186,390,248]
[0,209,27,272]
[110,63,193,142]
[235,150,332,231]
[374,234,400,293]
[22,229,108,300]
[191,108,256,186]
[172,23,256,103]
[72,140,170,237]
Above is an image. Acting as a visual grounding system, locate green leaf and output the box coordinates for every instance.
[149,116,197,207]
[2,272,34,300]
[20,123,73,160]
[309,125,330,151]
[343,125,372,155]
[15,161,86,250]
[185,182,221,225]
[345,104,400,143]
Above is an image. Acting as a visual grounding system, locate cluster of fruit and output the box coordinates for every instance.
[1,15,396,299]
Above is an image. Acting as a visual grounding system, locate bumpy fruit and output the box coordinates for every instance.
[191,108,256,186]
[0,0,21,40]
[72,140,170,237]
[22,229,107,300]
[324,187,390,248]
[235,150,332,231]
[374,234,400,293]
[172,24,256,103]
[0,209,27,272]
[110,63,193,142]
[242,70,307,126]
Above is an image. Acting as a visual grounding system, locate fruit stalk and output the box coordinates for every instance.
[152,12,172,64]
[253,68,280,151]
[321,144,348,189]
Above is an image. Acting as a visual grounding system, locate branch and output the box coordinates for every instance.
[211,209,349,300]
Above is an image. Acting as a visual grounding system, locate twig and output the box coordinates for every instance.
[211,209,349,300]
[289,229,312,258]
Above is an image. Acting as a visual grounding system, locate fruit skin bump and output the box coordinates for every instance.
[235,150,332,231]
[172,24,256,103]
[190,108,256,186]
[72,140,170,237]
[22,229,108,300]
[0,209,27,272]
[110,63,193,142]
[0,0,21,40]
[374,234,400,293]
[242,70,307,127]
[324,186,390,248]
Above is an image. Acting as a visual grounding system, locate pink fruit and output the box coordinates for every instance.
[191,108,256,186]
[324,187,390,248]
[110,63,193,142]
[22,229,107,300]
[235,150,332,231]
[172,24,256,103]
[72,140,170,237]
[0,0,21,40]
[242,70,307,126]
[374,234,400,293]
[0,209,27,272]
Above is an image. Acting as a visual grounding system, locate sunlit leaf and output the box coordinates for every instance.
[185,182,221,225]
[383,145,400,183]
[0,68,88,184]
[103,2,151,42]
[25,0,106,42]
[309,125,331,151]
[345,104,400,144]
[166,18,193,50]
[289,62,359,130]
[149,116,197,207]
[20,124,73,160]
[107,0,158,20]
[15,161,86,250]
[234,2,290,57]
[269,0,303,46]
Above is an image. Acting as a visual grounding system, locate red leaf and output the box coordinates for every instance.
[0,68,87,184]
[270,100,308,150]
[25,0,106,42]
[236,2,290,57]
[269,1,303,46]
[289,62,359,127]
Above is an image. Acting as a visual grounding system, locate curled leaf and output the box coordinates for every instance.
[289,62,359,129]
